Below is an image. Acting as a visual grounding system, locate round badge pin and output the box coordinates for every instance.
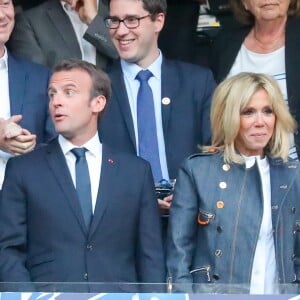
[162,97,171,105]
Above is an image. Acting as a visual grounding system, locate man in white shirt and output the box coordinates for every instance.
[0,0,55,189]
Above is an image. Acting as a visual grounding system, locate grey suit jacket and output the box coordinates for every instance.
[8,0,118,69]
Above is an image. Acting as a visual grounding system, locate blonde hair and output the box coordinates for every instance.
[209,72,297,164]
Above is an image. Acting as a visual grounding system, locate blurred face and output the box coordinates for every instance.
[108,0,164,68]
[0,0,14,55]
[242,0,290,21]
[235,89,275,157]
[48,69,106,146]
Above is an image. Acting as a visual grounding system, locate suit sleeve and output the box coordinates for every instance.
[8,13,47,66]
[166,159,199,286]
[136,162,166,284]
[0,158,33,285]
[84,11,119,60]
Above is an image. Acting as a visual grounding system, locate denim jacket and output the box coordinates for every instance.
[167,151,300,292]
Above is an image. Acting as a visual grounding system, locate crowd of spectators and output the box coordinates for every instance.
[0,0,300,295]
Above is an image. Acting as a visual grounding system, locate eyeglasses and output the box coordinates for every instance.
[104,15,151,29]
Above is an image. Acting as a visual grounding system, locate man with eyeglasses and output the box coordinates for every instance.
[94,0,216,230]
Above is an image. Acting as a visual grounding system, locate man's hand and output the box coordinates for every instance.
[8,129,37,156]
[0,115,36,156]
[61,0,98,24]
[158,194,173,214]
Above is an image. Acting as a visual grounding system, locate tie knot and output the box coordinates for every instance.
[136,69,152,82]
[71,147,87,159]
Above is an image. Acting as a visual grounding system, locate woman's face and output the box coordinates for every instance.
[242,0,290,21]
[235,89,275,157]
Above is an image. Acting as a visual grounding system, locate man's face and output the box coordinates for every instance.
[48,68,106,146]
[0,0,14,53]
[108,0,164,68]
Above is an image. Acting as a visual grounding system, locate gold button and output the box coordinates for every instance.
[216,201,224,209]
[219,182,227,189]
[162,97,171,105]
[222,164,230,171]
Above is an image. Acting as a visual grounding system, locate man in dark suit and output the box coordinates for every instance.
[98,0,215,213]
[8,0,118,69]
[0,0,55,190]
[0,59,165,292]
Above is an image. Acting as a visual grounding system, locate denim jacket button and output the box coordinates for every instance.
[216,201,224,209]
[215,249,222,257]
[219,182,227,189]
[213,274,220,280]
[222,164,230,171]
[217,226,223,233]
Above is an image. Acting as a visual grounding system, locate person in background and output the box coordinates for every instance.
[0,59,165,292]
[0,0,55,190]
[158,0,200,64]
[167,72,300,294]
[13,0,45,11]
[210,0,300,159]
[8,0,118,69]
[99,0,215,218]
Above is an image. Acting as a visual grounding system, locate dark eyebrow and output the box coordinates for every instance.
[109,14,140,18]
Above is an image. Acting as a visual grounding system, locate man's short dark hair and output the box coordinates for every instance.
[104,0,167,16]
[53,59,111,102]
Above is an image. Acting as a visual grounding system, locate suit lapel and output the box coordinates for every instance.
[46,138,88,234]
[218,26,250,82]
[89,145,118,237]
[285,17,300,121]
[161,58,180,143]
[8,54,25,115]
[46,2,81,58]
[110,62,137,151]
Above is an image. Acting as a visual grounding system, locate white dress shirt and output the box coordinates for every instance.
[58,133,102,213]
[120,52,170,181]
[0,48,13,189]
[244,156,278,294]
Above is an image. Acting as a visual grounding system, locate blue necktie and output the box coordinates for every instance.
[71,148,92,228]
[136,69,163,182]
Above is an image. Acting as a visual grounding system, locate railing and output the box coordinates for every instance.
[0,283,300,299]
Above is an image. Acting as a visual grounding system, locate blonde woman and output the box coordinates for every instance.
[167,72,300,294]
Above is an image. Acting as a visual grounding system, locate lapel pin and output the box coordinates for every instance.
[162,97,171,105]
[108,158,114,164]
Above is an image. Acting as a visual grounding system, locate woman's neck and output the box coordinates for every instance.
[245,17,287,53]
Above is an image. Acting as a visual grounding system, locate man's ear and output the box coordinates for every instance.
[91,95,106,113]
[154,12,165,34]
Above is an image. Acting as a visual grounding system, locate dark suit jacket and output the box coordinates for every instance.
[7,52,55,144]
[100,59,216,179]
[209,16,300,154]
[8,0,118,69]
[0,138,165,292]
